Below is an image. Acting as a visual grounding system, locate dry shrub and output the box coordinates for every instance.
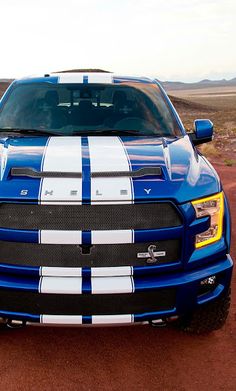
[200,143,221,158]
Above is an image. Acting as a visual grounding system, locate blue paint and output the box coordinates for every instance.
[194,119,213,141]
[82,279,92,294]
[132,256,232,292]
[134,226,183,243]
[0,228,38,243]
[82,231,92,245]
[0,136,48,201]
[82,268,91,278]
[121,136,220,203]
[82,315,92,324]
[134,309,176,322]
[0,310,40,323]
[0,274,39,291]
[16,76,59,85]
[0,263,39,277]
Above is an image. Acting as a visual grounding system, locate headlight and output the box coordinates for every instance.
[192,192,224,248]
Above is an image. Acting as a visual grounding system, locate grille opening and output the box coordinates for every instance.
[0,203,182,230]
[0,289,176,315]
[0,240,181,267]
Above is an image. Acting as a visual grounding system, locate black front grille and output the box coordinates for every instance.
[0,240,181,267]
[0,288,176,315]
[0,203,182,230]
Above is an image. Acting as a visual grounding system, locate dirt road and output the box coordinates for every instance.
[0,164,235,391]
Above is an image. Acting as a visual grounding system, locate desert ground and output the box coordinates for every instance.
[170,86,236,166]
[0,83,235,390]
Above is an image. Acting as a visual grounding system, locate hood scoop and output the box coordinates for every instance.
[11,166,162,179]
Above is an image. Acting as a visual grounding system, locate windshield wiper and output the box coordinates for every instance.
[73,128,143,136]
[0,128,62,136]
[102,129,175,137]
[108,129,140,134]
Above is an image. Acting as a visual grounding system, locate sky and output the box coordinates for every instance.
[1,0,235,82]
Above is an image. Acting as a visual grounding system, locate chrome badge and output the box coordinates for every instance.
[137,244,166,264]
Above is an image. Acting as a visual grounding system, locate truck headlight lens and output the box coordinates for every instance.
[192,192,224,248]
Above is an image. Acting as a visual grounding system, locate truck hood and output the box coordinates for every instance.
[0,135,220,204]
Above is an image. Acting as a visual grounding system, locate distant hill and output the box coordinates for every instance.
[0,79,14,83]
[161,77,236,91]
[169,95,214,113]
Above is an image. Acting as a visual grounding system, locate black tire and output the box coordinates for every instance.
[178,289,231,335]
[0,321,8,329]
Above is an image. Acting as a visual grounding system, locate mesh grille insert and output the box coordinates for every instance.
[0,289,176,315]
[0,240,181,267]
[0,203,182,230]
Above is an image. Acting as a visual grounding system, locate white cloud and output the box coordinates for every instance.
[0,0,235,81]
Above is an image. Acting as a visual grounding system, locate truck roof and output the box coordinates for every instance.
[14,73,158,85]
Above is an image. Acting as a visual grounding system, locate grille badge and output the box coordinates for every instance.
[137,245,166,264]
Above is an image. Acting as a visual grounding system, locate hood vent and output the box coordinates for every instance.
[11,166,162,179]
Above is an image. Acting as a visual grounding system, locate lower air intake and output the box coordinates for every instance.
[0,289,176,315]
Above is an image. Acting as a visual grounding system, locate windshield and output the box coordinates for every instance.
[0,82,182,137]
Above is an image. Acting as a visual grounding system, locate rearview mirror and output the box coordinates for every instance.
[190,119,214,145]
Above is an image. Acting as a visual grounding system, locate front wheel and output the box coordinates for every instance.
[178,289,231,335]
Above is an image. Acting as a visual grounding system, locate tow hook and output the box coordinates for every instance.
[6,319,26,329]
[149,319,167,327]
[149,316,179,328]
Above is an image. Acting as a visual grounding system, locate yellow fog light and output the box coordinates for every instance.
[192,192,224,248]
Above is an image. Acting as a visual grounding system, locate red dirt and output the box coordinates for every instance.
[0,164,235,391]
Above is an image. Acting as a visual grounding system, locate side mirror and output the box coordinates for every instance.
[190,119,214,145]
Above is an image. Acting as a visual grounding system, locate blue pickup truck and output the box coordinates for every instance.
[0,72,233,333]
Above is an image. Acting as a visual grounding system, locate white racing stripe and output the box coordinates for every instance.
[58,73,84,84]
[92,314,133,324]
[40,276,134,294]
[92,230,133,244]
[42,137,82,172]
[40,277,82,294]
[40,314,132,325]
[91,276,134,294]
[87,73,113,84]
[0,144,8,180]
[40,229,132,244]
[89,137,133,204]
[40,230,82,244]
[41,315,83,324]
[40,267,132,277]
[40,137,82,204]
[89,137,130,171]
[91,266,133,277]
[57,73,113,84]
[40,267,82,277]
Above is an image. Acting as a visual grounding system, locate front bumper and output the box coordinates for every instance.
[0,255,233,326]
